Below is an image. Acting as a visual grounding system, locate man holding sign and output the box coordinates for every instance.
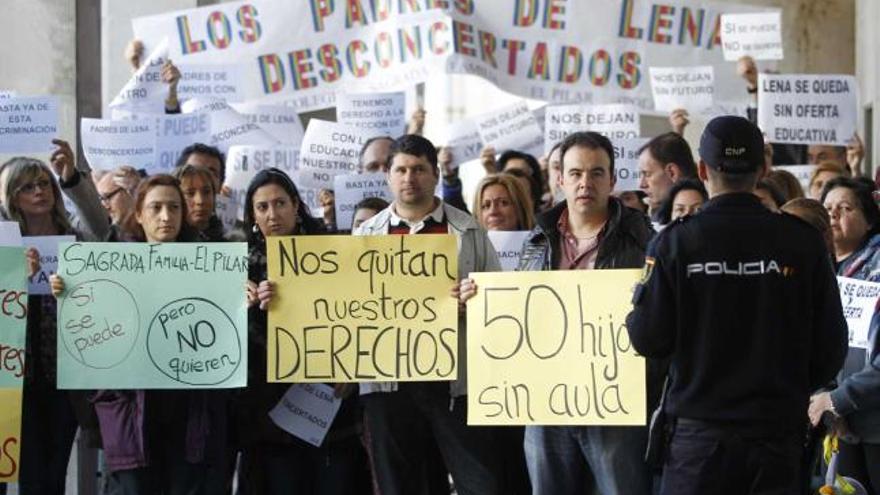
[463,131,655,494]
[627,116,847,494]
[355,135,503,495]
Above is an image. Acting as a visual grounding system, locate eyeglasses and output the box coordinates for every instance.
[99,188,126,203]
[17,179,52,195]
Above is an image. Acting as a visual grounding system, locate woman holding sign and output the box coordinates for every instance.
[809,177,880,491]
[50,174,228,495]
[239,168,366,495]
[1,140,109,493]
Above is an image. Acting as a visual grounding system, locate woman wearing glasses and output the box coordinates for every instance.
[0,139,110,494]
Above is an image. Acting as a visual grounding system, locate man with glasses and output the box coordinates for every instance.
[95,166,141,227]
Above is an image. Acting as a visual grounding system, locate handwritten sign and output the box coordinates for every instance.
[0,388,21,482]
[467,270,646,425]
[298,120,370,190]
[56,242,248,389]
[337,92,407,138]
[0,96,59,154]
[267,235,458,382]
[269,383,342,447]
[181,97,279,153]
[758,74,857,146]
[650,66,714,113]
[81,118,157,171]
[0,248,27,389]
[487,231,529,272]
[230,103,305,145]
[837,276,880,349]
[545,104,640,155]
[613,138,649,191]
[721,12,783,61]
[476,101,544,156]
[22,236,75,296]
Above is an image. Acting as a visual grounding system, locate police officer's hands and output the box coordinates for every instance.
[808,391,836,426]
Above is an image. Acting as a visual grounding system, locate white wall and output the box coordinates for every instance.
[0,0,76,162]
[856,0,877,175]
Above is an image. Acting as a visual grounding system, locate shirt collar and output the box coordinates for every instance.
[390,199,444,228]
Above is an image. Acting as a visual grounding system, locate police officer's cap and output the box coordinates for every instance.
[699,116,765,174]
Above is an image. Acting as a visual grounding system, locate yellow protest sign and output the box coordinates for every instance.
[467,269,646,426]
[267,235,458,382]
[0,389,21,481]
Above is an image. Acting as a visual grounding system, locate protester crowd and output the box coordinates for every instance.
[0,30,878,495]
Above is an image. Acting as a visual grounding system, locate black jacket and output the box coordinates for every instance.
[626,193,848,426]
[518,198,654,271]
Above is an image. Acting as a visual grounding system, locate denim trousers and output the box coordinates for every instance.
[524,424,651,495]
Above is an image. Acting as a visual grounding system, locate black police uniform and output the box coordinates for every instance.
[626,192,848,494]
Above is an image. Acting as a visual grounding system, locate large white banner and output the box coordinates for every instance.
[130,1,774,112]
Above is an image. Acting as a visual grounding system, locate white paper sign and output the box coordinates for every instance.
[476,102,544,157]
[838,276,880,349]
[545,104,640,155]
[224,145,301,220]
[269,383,342,447]
[459,159,489,213]
[178,64,243,102]
[333,173,392,230]
[444,119,482,167]
[758,74,857,146]
[613,138,650,191]
[22,235,75,295]
[721,12,784,61]
[298,120,370,189]
[773,164,814,191]
[487,231,530,272]
[337,92,406,138]
[0,96,59,153]
[182,97,279,153]
[110,39,171,111]
[650,66,714,113]
[230,103,305,145]
[0,222,23,246]
[215,194,241,230]
[80,118,157,172]
[0,90,16,99]
[153,113,213,173]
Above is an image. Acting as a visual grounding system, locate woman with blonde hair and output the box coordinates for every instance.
[1,140,109,493]
[471,173,535,231]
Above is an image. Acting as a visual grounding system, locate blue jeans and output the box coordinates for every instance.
[524,425,651,495]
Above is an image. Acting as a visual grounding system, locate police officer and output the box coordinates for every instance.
[626,115,848,494]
